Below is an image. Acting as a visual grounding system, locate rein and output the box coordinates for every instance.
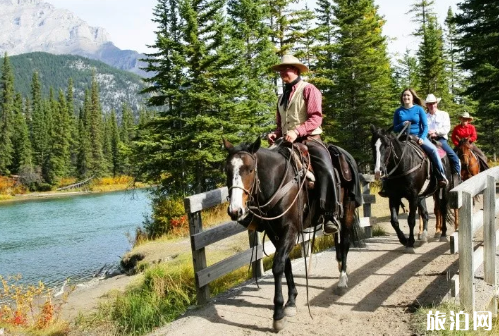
[248,146,310,221]
[383,123,421,179]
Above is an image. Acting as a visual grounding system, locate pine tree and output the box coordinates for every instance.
[226,0,279,140]
[311,0,337,136]
[67,78,79,174]
[31,72,48,171]
[393,49,420,92]
[109,110,121,176]
[76,101,92,178]
[11,93,32,173]
[87,74,105,176]
[453,0,499,157]
[0,53,15,175]
[329,0,395,169]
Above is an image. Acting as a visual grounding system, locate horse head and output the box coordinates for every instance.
[223,137,260,221]
[457,138,477,180]
[370,125,392,180]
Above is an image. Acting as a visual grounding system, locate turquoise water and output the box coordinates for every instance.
[0,189,151,287]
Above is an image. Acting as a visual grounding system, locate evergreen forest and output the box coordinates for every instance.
[1,0,498,221]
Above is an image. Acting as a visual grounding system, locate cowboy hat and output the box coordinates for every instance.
[271,54,309,73]
[459,111,474,121]
[424,93,441,105]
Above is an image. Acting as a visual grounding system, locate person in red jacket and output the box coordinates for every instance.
[451,112,489,171]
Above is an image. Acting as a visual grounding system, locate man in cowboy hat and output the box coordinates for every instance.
[451,111,489,171]
[267,54,340,235]
[424,93,461,178]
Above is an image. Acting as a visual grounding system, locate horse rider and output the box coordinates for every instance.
[267,54,340,235]
[379,88,448,197]
[424,93,461,180]
[451,111,489,171]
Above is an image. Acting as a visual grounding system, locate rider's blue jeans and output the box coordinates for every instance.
[435,137,460,174]
[421,137,446,179]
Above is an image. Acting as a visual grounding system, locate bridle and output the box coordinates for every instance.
[227,147,309,221]
[227,151,259,203]
[458,143,478,177]
[377,123,423,179]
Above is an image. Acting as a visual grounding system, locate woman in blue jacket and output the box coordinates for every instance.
[393,88,448,186]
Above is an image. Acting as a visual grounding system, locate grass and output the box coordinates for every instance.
[413,301,499,335]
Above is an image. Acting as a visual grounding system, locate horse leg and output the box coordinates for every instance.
[406,197,417,253]
[271,232,295,331]
[439,193,450,243]
[434,194,442,239]
[389,197,407,246]
[283,257,297,317]
[455,208,459,231]
[418,197,429,243]
[335,199,355,294]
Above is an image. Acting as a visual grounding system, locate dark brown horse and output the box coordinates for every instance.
[370,125,453,250]
[223,137,362,331]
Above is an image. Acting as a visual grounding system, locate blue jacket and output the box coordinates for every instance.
[393,105,428,139]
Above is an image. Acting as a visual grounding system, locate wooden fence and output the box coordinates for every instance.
[449,166,499,315]
[184,174,376,304]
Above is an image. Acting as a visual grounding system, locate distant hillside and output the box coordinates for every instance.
[0,0,149,77]
[1,52,149,113]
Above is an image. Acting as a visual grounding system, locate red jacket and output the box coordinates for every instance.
[451,124,477,146]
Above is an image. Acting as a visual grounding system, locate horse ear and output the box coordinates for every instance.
[370,124,377,134]
[249,137,261,153]
[222,137,233,150]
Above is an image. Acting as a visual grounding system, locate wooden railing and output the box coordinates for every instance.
[184,174,376,304]
[449,166,499,315]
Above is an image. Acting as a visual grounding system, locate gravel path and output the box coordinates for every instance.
[145,202,464,336]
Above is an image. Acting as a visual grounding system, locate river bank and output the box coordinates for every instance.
[0,183,150,204]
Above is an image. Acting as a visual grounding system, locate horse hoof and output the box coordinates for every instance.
[405,247,416,254]
[434,233,441,239]
[439,236,449,243]
[421,232,428,243]
[334,286,348,296]
[273,317,286,331]
[284,306,297,317]
[417,234,421,240]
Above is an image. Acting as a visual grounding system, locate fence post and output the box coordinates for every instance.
[483,175,497,315]
[459,191,474,312]
[362,175,373,238]
[187,210,210,304]
[248,230,264,278]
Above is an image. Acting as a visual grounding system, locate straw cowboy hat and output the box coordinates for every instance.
[271,54,309,73]
[459,111,474,121]
[424,93,442,105]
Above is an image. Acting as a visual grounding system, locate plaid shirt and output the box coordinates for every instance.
[274,81,322,138]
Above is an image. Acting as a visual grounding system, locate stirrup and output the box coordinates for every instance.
[323,217,340,236]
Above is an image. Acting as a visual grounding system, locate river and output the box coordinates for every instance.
[0,189,151,288]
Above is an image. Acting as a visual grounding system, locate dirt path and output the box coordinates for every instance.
[143,205,462,336]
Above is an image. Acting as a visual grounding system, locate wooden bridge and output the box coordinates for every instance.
[56,176,94,191]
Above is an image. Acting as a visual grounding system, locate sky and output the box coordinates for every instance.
[46,0,460,58]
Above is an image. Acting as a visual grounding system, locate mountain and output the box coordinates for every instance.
[0,0,149,77]
[1,52,148,113]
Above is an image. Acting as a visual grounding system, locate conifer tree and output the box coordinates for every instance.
[87,74,105,176]
[67,78,79,174]
[109,110,121,176]
[226,0,278,139]
[329,0,395,169]
[76,101,92,178]
[11,93,32,173]
[31,72,48,170]
[0,53,15,175]
[393,49,420,92]
[453,0,499,156]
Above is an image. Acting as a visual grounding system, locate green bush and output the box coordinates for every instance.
[143,196,186,238]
